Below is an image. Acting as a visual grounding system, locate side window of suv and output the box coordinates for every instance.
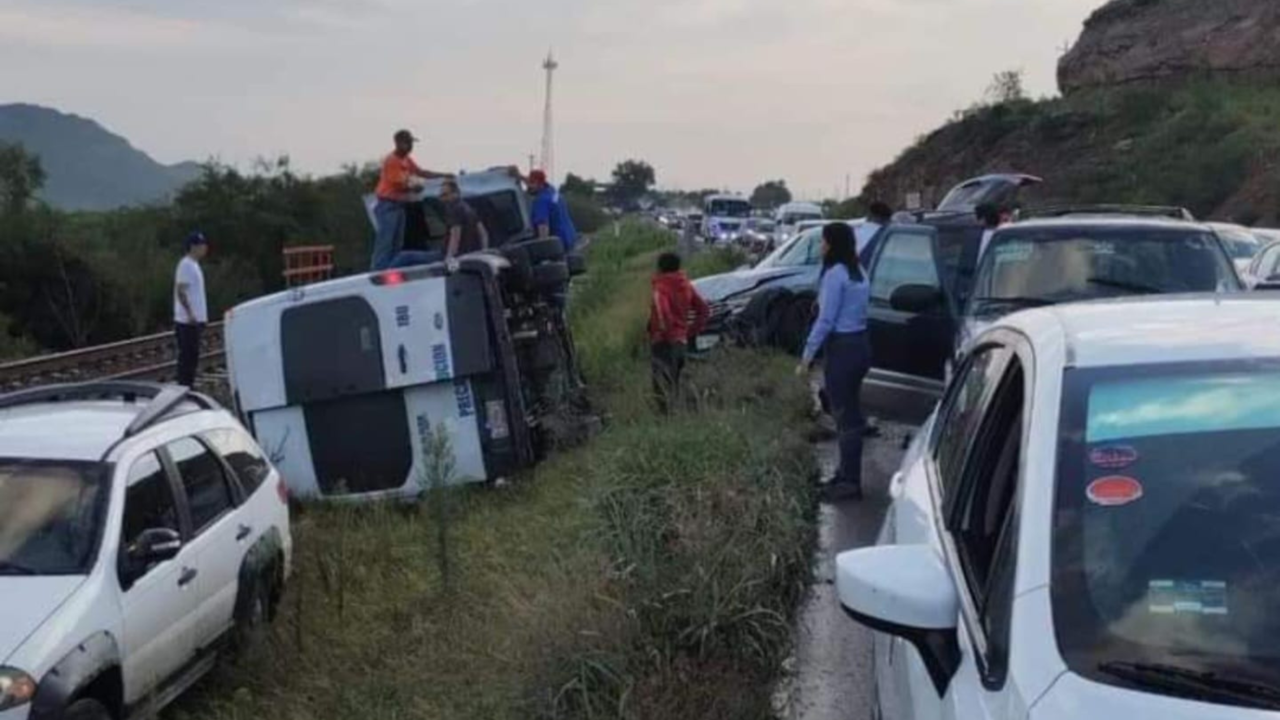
[205,429,272,495]
[870,230,942,307]
[932,346,1008,500]
[167,438,235,534]
[121,453,179,582]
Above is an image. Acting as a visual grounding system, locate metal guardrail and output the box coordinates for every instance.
[0,322,226,391]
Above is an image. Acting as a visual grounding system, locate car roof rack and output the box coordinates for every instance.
[0,381,218,442]
[1022,204,1196,221]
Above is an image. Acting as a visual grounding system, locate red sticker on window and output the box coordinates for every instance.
[1087,476,1144,507]
[1089,445,1139,470]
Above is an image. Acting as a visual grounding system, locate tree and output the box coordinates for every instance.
[0,142,46,214]
[562,173,595,197]
[985,69,1026,105]
[610,159,656,207]
[750,180,792,210]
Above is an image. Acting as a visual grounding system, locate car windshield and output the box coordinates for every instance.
[759,228,819,268]
[967,227,1239,317]
[706,200,751,218]
[1215,227,1261,260]
[0,459,108,575]
[1053,362,1280,699]
[780,211,822,225]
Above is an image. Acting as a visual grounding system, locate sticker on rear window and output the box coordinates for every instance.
[1087,475,1144,506]
[1148,580,1228,616]
[1089,445,1139,470]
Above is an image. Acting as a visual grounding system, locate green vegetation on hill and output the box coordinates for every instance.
[863,78,1280,224]
[171,224,818,720]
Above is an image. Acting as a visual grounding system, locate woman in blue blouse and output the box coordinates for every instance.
[797,223,872,500]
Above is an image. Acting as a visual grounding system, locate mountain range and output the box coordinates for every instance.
[0,103,202,211]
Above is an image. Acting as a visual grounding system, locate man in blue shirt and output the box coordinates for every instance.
[527,170,578,252]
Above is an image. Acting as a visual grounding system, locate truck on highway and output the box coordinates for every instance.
[701,194,752,244]
[226,171,587,501]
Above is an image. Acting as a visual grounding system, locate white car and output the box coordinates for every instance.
[838,296,1280,718]
[0,382,291,720]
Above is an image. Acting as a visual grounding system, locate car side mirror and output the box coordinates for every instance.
[836,545,961,695]
[889,284,945,314]
[130,528,182,565]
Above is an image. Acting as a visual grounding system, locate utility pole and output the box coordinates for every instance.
[540,50,558,180]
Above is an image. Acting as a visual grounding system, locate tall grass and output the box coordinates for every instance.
[172,222,816,720]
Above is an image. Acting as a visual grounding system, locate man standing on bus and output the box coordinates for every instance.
[371,129,453,271]
[441,178,489,271]
[527,169,578,252]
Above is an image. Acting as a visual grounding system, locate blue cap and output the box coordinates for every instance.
[185,231,208,249]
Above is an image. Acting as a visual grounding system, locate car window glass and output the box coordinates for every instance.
[0,460,106,575]
[768,230,820,268]
[933,347,1006,499]
[870,230,941,306]
[205,429,271,495]
[1265,246,1280,278]
[168,437,234,534]
[121,453,179,581]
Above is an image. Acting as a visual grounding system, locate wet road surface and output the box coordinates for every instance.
[777,420,915,720]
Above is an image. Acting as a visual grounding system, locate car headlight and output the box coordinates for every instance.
[0,668,37,711]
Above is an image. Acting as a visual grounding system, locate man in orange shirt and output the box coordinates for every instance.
[371,129,452,270]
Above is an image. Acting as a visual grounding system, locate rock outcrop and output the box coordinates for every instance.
[1059,0,1280,94]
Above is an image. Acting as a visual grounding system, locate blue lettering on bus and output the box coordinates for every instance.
[455,381,475,418]
[431,343,451,379]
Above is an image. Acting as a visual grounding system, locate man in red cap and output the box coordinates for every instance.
[371,129,452,270]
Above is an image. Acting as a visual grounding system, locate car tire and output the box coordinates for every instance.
[513,238,565,264]
[64,698,112,720]
[234,568,274,653]
[532,262,570,291]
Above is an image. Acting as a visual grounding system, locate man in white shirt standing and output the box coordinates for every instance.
[174,231,209,388]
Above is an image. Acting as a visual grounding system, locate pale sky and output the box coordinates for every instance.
[0,0,1103,199]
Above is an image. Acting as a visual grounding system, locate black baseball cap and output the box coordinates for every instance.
[394,129,419,143]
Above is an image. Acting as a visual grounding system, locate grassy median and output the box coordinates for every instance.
[174,223,818,720]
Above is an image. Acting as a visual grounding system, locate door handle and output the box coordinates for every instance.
[398,344,408,374]
[178,567,198,587]
[236,524,252,541]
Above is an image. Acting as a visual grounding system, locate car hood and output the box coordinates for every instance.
[1033,670,1280,719]
[694,266,813,304]
[0,576,86,664]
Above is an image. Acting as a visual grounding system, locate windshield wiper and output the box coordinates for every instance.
[0,560,37,576]
[1098,661,1280,710]
[1086,277,1166,295]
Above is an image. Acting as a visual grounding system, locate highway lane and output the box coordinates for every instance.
[778,420,915,720]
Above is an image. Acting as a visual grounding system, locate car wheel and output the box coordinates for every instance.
[234,570,273,654]
[64,698,112,720]
[532,262,570,291]
[512,238,565,264]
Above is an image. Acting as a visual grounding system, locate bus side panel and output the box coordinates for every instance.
[250,406,321,499]
[403,381,488,486]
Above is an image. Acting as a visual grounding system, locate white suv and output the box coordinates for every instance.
[0,382,292,720]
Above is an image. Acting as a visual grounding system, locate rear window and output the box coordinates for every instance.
[1053,361,1280,697]
[970,227,1240,317]
[205,429,272,495]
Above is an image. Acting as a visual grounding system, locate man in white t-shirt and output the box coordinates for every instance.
[174,231,209,387]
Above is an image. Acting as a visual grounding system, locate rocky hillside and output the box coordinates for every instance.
[860,0,1280,225]
[1060,0,1280,93]
[0,104,201,211]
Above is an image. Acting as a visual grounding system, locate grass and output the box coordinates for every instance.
[172,222,818,720]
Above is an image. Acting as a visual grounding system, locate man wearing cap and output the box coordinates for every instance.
[527,170,578,252]
[371,129,452,270]
[174,232,209,388]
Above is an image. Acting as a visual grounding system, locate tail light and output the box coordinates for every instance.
[277,476,290,504]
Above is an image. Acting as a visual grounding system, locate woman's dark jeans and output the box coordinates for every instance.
[823,331,871,488]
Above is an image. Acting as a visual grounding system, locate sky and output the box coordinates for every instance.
[0,0,1103,199]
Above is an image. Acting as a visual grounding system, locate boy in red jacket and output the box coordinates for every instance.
[649,252,710,413]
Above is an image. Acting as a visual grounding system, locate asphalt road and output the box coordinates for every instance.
[776,420,915,720]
